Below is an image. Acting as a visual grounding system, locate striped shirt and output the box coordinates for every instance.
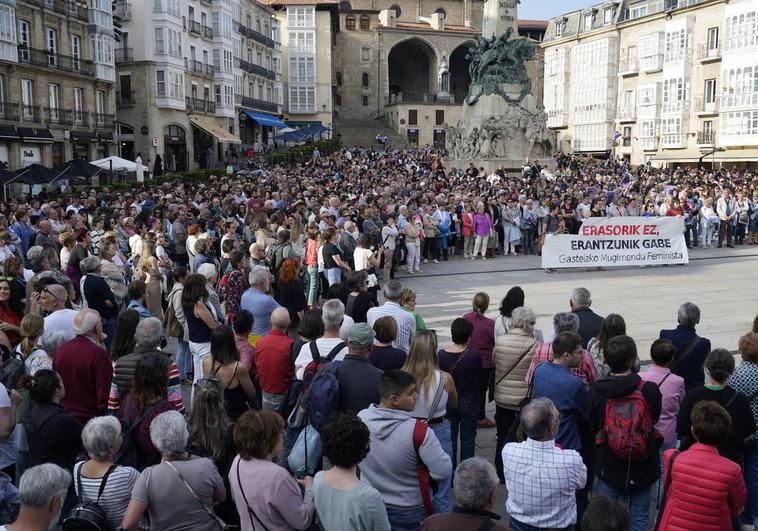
[367,302,416,352]
[73,462,140,530]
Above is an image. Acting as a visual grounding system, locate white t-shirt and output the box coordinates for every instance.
[353,248,373,271]
[43,309,78,341]
[294,337,349,380]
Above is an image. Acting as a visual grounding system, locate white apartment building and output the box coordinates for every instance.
[264,0,336,129]
[543,0,758,168]
[115,0,281,171]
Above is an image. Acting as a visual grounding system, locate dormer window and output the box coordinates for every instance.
[604,6,614,25]
[555,19,565,37]
[584,12,594,31]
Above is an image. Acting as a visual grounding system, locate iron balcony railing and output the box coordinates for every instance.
[46,107,73,125]
[697,131,715,144]
[203,25,213,39]
[188,20,202,35]
[21,104,42,123]
[185,97,216,113]
[114,1,131,20]
[93,113,115,128]
[116,91,136,105]
[237,95,278,113]
[115,47,133,64]
[17,45,95,76]
[0,102,20,121]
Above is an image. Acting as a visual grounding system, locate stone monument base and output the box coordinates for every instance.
[444,158,525,175]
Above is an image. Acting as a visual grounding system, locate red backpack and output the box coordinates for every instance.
[596,380,653,462]
[302,341,346,388]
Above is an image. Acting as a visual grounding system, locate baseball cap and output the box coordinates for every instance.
[348,323,375,348]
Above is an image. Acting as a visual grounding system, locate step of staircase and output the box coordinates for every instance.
[334,118,407,148]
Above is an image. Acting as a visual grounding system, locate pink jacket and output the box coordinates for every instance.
[461,212,474,237]
[640,365,685,444]
[659,444,746,531]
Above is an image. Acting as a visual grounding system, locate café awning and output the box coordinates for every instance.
[18,127,54,143]
[189,116,242,144]
[243,110,287,129]
[0,126,19,141]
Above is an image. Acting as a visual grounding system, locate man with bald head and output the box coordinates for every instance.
[32,219,58,250]
[52,309,112,424]
[254,307,293,411]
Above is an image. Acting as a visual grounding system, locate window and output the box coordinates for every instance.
[224,50,233,72]
[603,7,613,25]
[629,2,647,19]
[638,33,662,71]
[359,14,369,30]
[47,28,58,66]
[702,120,713,143]
[345,16,355,30]
[17,20,29,60]
[664,29,686,63]
[362,95,368,106]
[156,70,166,96]
[623,126,632,146]
[71,36,81,70]
[707,27,719,52]
[290,31,314,53]
[214,84,221,104]
[390,4,401,17]
[554,20,564,37]
[704,78,716,104]
[289,56,315,83]
[335,93,342,106]
[74,88,84,124]
[169,72,183,98]
[361,72,368,88]
[289,85,316,112]
[435,109,444,125]
[408,109,417,125]
[155,28,165,54]
[583,13,593,32]
[48,84,60,122]
[335,71,342,86]
[91,34,113,64]
[360,47,370,62]
[0,5,14,42]
[96,90,105,124]
[662,77,686,113]
[167,28,182,58]
[288,7,314,28]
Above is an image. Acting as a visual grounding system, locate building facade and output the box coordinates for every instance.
[543,0,758,168]
[0,0,117,169]
[115,0,281,172]
[263,0,337,130]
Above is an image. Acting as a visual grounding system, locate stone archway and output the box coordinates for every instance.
[449,41,473,102]
[388,38,437,102]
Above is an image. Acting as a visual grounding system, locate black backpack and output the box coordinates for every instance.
[113,399,166,470]
[63,465,116,531]
[0,350,26,391]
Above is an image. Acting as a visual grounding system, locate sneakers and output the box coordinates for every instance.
[423,259,429,263]
[477,418,496,429]
[482,257,487,260]
[433,259,439,264]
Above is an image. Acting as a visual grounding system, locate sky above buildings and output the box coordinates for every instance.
[519,0,593,20]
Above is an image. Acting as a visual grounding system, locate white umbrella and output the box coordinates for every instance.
[90,156,148,173]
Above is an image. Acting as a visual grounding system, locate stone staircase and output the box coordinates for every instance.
[333,118,408,148]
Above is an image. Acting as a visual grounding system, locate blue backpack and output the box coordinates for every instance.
[304,360,342,432]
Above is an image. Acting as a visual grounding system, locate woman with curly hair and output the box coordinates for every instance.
[313,413,390,531]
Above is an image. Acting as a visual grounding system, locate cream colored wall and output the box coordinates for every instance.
[385,103,462,145]
[315,9,334,125]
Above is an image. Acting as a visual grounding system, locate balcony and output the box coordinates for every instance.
[42,0,88,21]
[721,92,758,110]
[203,26,213,39]
[45,107,73,126]
[185,97,216,113]
[93,113,115,129]
[661,133,686,148]
[246,28,276,49]
[697,43,720,63]
[17,45,95,76]
[115,47,133,64]
[114,1,131,20]
[73,111,89,127]
[618,107,636,122]
[640,136,658,151]
[246,62,276,80]
[205,64,215,76]
[236,94,279,114]
[0,102,20,122]
[639,54,664,73]
[21,105,42,123]
[116,91,136,106]
[188,20,202,35]
[697,130,715,145]
[618,59,638,76]
[547,112,568,129]
[694,97,719,116]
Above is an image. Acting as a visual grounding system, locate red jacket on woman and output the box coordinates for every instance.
[659,443,746,531]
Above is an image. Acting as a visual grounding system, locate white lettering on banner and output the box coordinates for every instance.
[541,217,689,269]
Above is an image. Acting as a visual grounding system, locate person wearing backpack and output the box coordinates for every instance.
[588,335,662,531]
[293,300,349,380]
[358,370,452,531]
[335,323,382,415]
[70,416,139,530]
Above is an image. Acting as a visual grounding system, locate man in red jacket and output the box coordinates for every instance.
[51,308,112,425]
[255,307,293,412]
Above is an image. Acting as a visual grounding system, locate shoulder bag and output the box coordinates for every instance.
[165,460,228,530]
[235,459,270,531]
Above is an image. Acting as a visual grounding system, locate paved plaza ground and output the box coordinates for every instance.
[397,244,758,519]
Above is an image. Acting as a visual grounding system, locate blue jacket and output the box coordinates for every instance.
[660,325,711,391]
[533,361,589,451]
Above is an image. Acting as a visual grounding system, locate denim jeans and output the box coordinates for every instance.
[175,338,192,380]
[448,395,478,467]
[102,317,117,353]
[742,446,758,526]
[430,419,453,513]
[306,265,319,306]
[385,505,428,531]
[325,267,342,286]
[594,479,652,531]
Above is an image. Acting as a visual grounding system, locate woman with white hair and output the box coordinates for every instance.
[122,411,226,531]
[492,306,539,482]
[74,416,140,530]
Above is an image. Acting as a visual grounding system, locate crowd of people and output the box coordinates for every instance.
[0,146,755,530]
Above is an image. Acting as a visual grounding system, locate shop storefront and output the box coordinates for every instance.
[189,116,241,168]
[164,125,188,172]
[71,131,97,160]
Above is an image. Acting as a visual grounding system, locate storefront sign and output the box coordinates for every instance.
[541,217,689,268]
[20,145,41,167]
